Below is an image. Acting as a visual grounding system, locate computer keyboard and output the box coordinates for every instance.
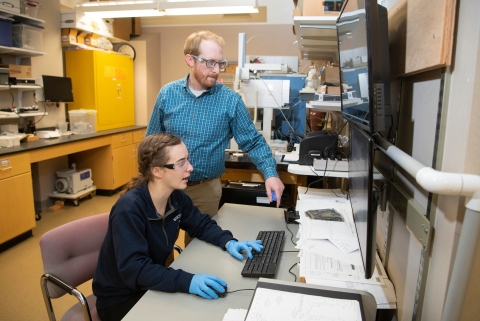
[241,230,285,278]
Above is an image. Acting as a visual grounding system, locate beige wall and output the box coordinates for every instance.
[131,33,161,125]
[143,24,302,89]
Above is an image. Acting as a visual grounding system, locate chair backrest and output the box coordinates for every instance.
[39,213,109,298]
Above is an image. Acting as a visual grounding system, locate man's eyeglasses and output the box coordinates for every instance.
[163,158,190,170]
[189,55,228,70]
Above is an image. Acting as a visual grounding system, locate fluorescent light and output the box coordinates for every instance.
[76,0,258,18]
[163,6,258,16]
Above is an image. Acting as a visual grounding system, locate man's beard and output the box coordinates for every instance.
[192,68,218,89]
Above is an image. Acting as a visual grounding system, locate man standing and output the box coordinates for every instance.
[146,30,284,248]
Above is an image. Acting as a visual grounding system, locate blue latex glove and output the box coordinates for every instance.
[189,274,227,300]
[226,240,263,260]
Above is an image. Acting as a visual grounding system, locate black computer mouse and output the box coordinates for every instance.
[214,285,228,298]
[198,285,227,298]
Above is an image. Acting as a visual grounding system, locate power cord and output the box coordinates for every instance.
[285,222,297,245]
[288,262,298,282]
[227,288,255,294]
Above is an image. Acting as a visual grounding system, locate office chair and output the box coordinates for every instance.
[39,213,109,321]
[39,213,184,321]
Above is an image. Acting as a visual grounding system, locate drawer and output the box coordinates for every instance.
[133,129,146,143]
[111,132,133,149]
[0,153,31,180]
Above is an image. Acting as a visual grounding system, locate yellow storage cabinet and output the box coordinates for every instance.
[65,50,134,131]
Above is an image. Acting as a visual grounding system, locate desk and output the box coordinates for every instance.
[123,204,300,321]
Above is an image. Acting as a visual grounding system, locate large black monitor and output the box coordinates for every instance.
[42,75,74,103]
[337,0,391,133]
[348,121,377,279]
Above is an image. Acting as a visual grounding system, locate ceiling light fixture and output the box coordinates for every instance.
[76,0,258,19]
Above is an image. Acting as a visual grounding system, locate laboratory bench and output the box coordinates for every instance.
[0,125,147,247]
[0,131,307,248]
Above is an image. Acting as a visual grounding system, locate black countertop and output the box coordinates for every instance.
[0,126,147,157]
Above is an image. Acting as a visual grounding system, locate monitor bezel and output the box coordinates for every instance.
[348,120,377,279]
[337,0,391,134]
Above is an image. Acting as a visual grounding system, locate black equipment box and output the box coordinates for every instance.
[220,182,276,208]
[298,131,338,165]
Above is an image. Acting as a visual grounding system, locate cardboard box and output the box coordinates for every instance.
[0,0,20,14]
[61,10,94,33]
[303,0,343,16]
[84,34,99,47]
[77,32,88,44]
[61,28,78,46]
[1,64,32,78]
[101,18,114,37]
[131,17,142,36]
[326,85,341,95]
[321,66,340,84]
[113,18,131,41]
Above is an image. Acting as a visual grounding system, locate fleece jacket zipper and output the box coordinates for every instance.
[161,216,169,247]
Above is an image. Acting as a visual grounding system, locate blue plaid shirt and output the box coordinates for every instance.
[146,75,278,182]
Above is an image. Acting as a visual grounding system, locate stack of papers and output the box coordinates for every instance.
[295,187,397,309]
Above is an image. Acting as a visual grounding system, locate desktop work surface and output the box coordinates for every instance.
[123,203,300,321]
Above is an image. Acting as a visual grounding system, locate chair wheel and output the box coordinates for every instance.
[35,213,42,221]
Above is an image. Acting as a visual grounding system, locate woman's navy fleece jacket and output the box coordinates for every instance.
[93,181,234,309]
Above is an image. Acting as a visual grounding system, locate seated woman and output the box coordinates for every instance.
[93,133,262,321]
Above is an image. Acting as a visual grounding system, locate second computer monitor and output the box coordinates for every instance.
[348,121,377,279]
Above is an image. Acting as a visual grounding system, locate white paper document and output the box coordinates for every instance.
[245,288,362,321]
[305,219,353,240]
[303,251,385,285]
[296,239,364,266]
[329,237,360,253]
[223,309,248,321]
[296,198,359,253]
[304,278,397,308]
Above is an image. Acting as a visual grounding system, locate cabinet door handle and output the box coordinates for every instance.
[0,166,12,171]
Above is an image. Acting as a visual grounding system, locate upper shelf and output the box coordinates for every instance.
[0,45,46,57]
[294,16,339,62]
[0,8,45,58]
[0,111,48,119]
[0,8,45,24]
[0,84,42,91]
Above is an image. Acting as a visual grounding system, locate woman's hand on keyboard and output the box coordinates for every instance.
[226,240,263,260]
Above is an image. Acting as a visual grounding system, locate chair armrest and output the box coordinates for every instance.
[42,273,76,294]
[40,273,92,321]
